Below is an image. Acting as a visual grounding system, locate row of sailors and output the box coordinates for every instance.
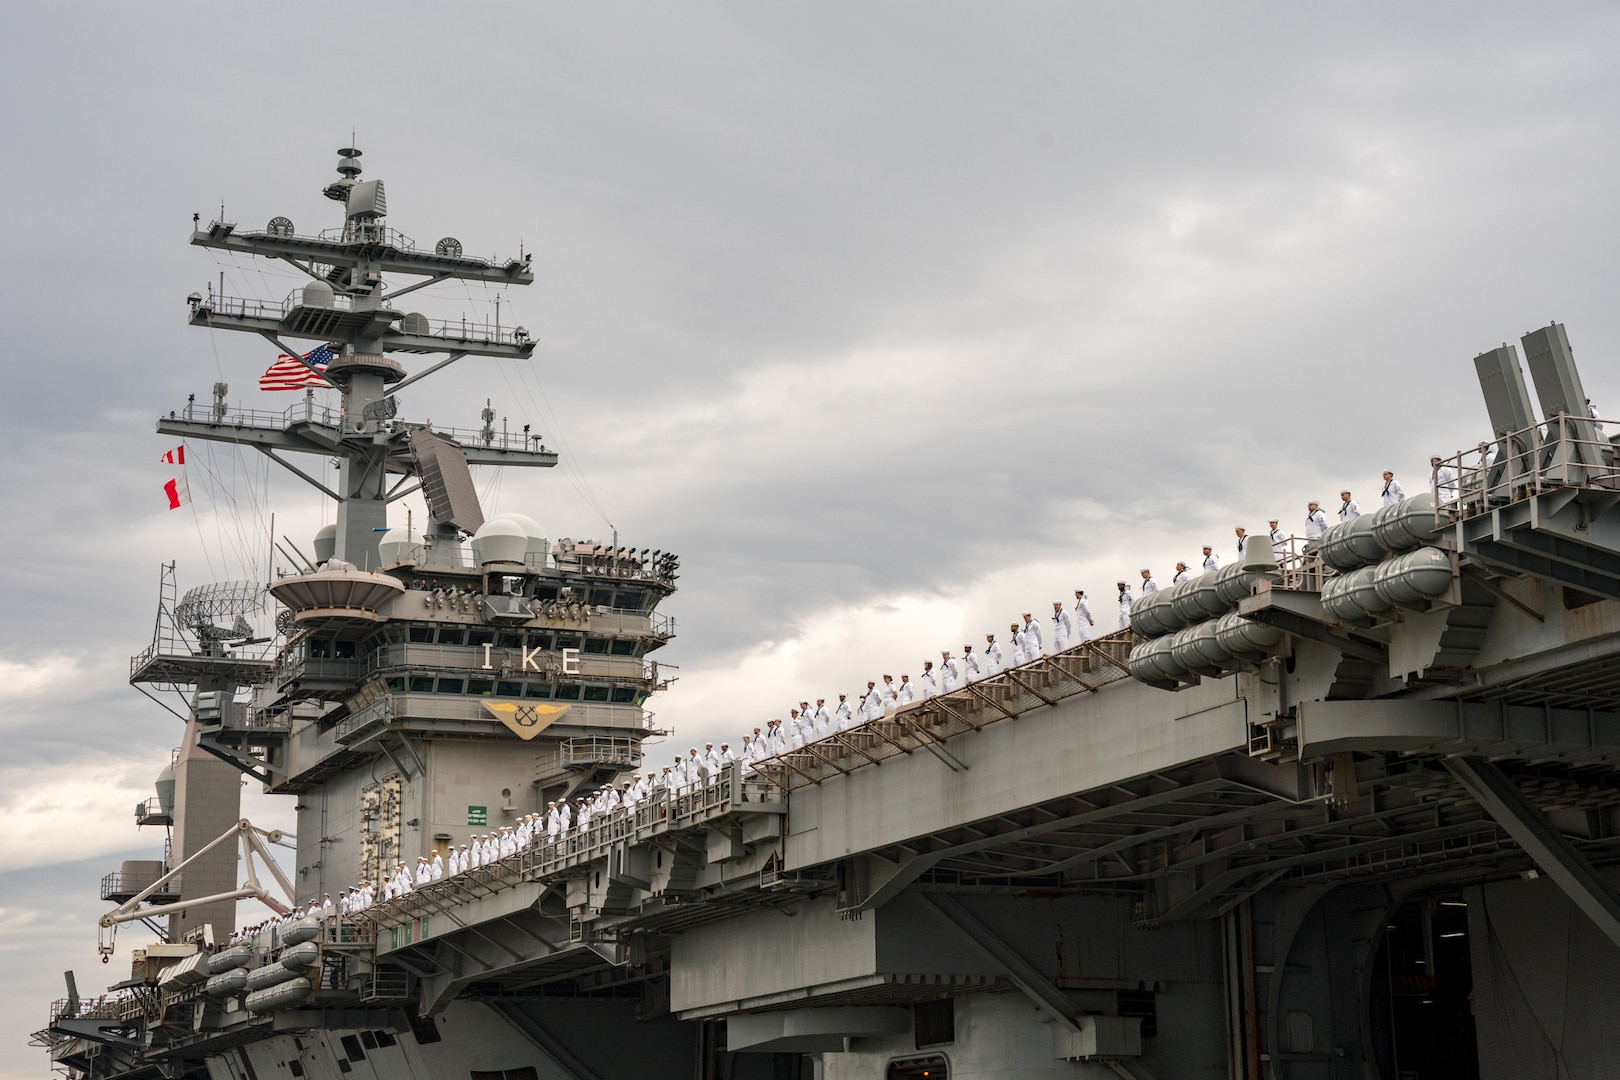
[1111,470,1437,628]
[709,599,1111,766]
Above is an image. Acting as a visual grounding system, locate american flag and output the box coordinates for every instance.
[259,344,335,391]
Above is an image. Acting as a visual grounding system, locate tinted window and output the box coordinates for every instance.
[409,676,434,693]
[467,679,494,696]
[555,685,581,701]
[438,627,465,646]
[611,687,636,703]
[583,686,610,702]
[408,626,434,643]
[435,678,465,694]
[523,683,552,699]
[496,681,523,697]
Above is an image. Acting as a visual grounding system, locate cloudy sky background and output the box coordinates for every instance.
[4,1,1620,1072]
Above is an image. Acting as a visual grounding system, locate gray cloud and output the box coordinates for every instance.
[4,3,1620,1072]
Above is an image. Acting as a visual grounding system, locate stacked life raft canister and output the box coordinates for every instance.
[1128,495,1455,690]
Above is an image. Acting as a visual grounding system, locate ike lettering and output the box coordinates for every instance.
[521,643,543,672]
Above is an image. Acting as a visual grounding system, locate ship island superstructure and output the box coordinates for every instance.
[36,150,1620,1080]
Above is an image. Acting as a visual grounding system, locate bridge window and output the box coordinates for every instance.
[523,684,552,699]
[334,640,357,659]
[438,627,465,646]
[496,681,523,697]
[409,676,434,693]
[583,638,610,654]
[497,632,524,649]
[610,687,636,704]
[610,640,636,656]
[527,632,554,651]
[467,679,494,696]
[468,628,495,648]
[385,677,406,692]
[435,678,465,694]
[555,684,581,700]
[310,638,334,659]
[409,626,435,644]
[887,1055,948,1079]
[583,686,610,702]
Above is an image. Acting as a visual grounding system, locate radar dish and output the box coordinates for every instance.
[275,610,295,637]
[267,216,294,238]
[435,237,463,258]
[176,581,265,642]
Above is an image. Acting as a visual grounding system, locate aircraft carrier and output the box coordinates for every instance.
[33,149,1620,1080]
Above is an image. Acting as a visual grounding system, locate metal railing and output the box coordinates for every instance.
[199,289,532,351]
[134,798,172,826]
[760,632,1139,791]
[359,764,783,932]
[560,736,642,768]
[315,224,418,250]
[1432,415,1620,522]
[1272,534,1329,593]
[100,872,183,902]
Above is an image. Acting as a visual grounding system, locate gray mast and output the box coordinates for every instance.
[165,147,554,564]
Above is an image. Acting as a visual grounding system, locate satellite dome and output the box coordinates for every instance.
[377,527,422,566]
[488,513,548,567]
[154,761,176,819]
[301,280,335,309]
[312,524,338,565]
[470,518,527,566]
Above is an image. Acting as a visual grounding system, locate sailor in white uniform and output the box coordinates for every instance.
[898,674,915,706]
[834,694,854,730]
[1051,601,1073,651]
[984,634,1004,674]
[1140,569,1158,595]
[1201,547,1219,574]
[1116,581,1134,630]
[940,651,961,693]
[813,698,832,731]
[1073,591,1093,642]
[1304,501,1328,539]
[962,644,982,682]
[1171,562,1191,584]
[1234,527,1248,559]
[1380,471,1405,505]
[863,680,885,721]
[429,851,444,881]
[1022,613,1044,658]
[1009,622,1026,665]
[1338,490,1360,522]
[919,661,938,698]
[881,674,899,714]
[1430,457,1458,503]
[1268,520,1285,558]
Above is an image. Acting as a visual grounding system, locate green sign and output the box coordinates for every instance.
[467,805,488,826]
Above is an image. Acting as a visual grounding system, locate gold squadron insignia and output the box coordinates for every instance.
[481,700,570,741]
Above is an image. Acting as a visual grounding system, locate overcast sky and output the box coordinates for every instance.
[4,2,1620,1072]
